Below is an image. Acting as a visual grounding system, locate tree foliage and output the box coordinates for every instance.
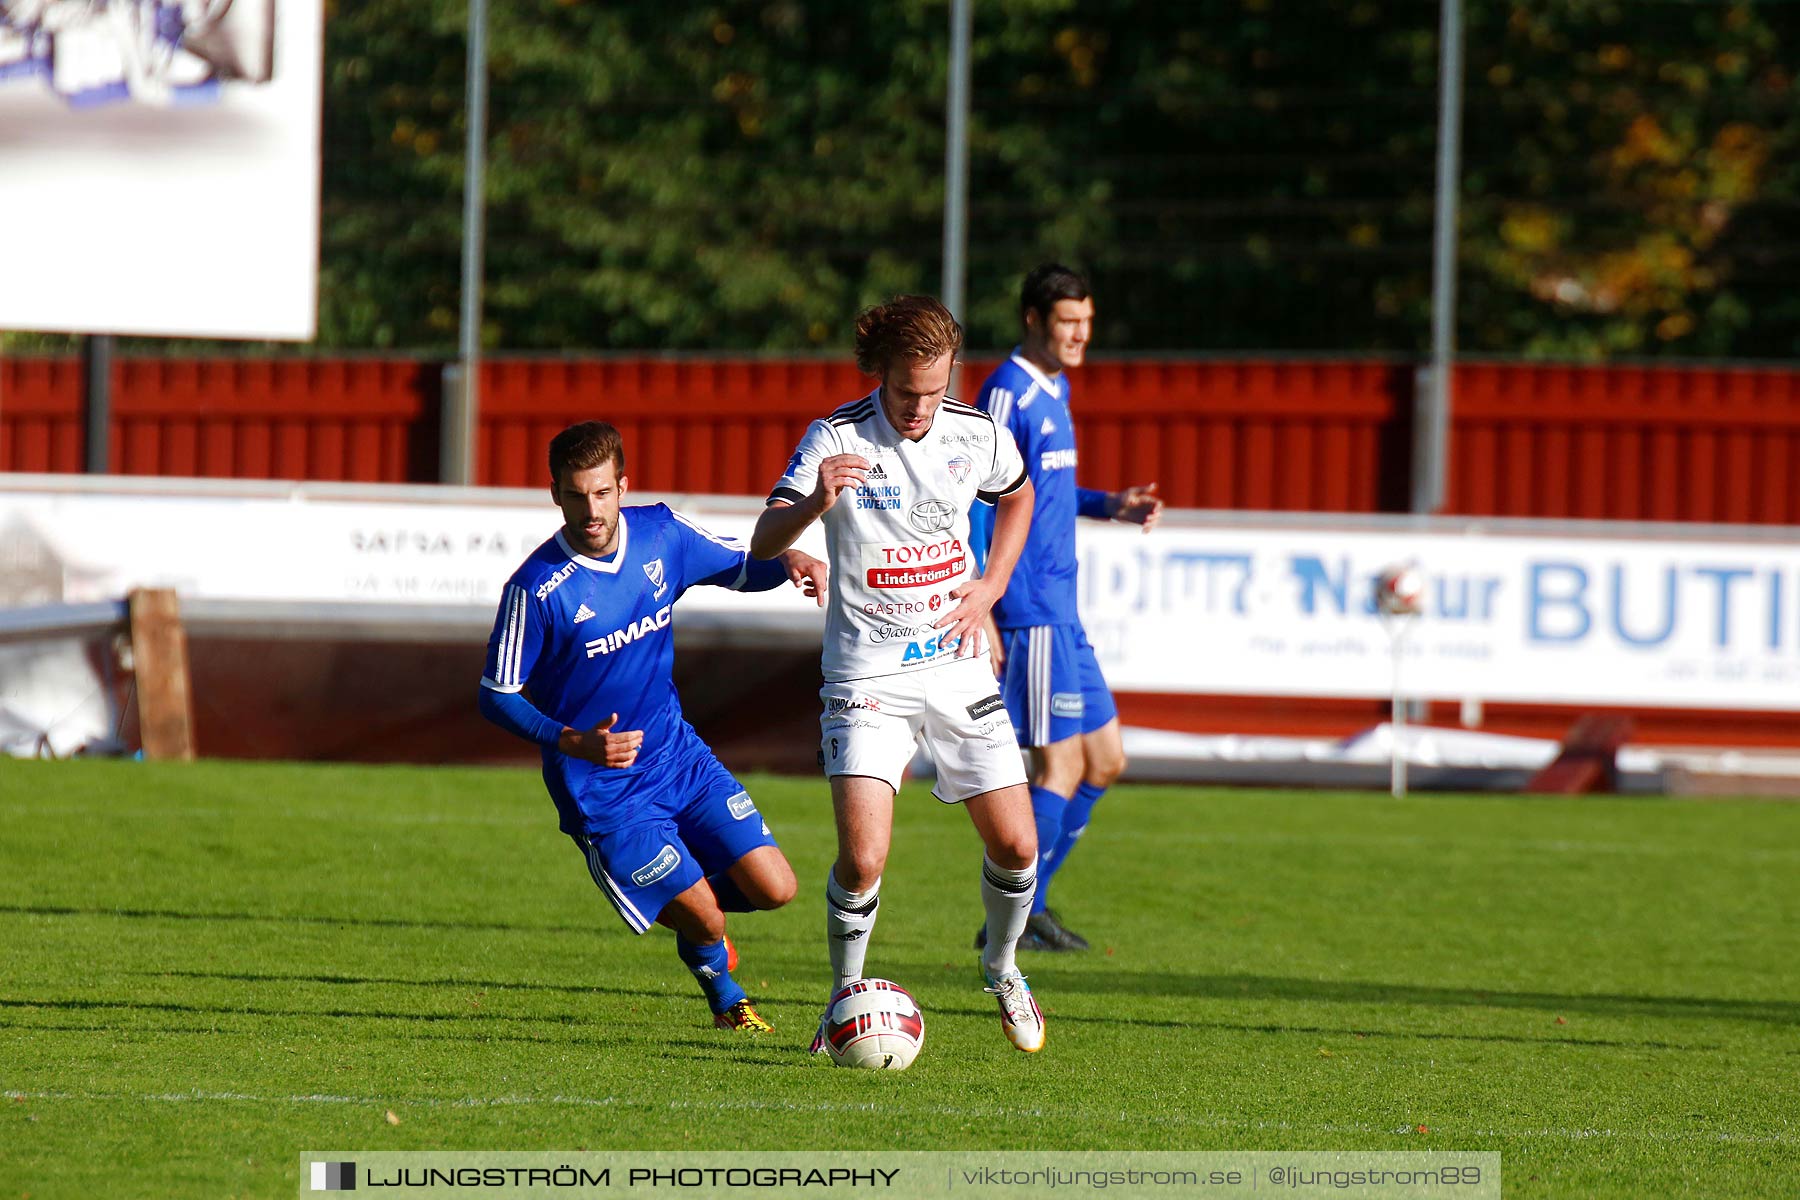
[6,0,1795,358]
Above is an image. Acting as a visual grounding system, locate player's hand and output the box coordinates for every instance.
[779,548,829,606]
[934,576,1001,659]
[810,454,871,515]
[984,615,1005,679]
[1112,482,1164,532]
[558,713,644,768]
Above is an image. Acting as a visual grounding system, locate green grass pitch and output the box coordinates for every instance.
[2,759,1797,1197]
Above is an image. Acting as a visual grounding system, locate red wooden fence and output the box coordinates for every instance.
[1449,362,1800,524]
[7,354,1800,523]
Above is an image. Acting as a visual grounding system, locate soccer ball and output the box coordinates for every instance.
[1377,564,1425,616]
[823,978,925,1070]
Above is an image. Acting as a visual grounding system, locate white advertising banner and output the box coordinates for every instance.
[3,480,1797,711]
[0,484,823,617]
[1078,522,1800,711]
[0,0,322,338]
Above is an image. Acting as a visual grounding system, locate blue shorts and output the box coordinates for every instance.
[999,623,1119,748]
[555,747,777,934]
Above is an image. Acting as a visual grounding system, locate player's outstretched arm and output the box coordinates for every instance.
[750,453,869,558]
[557,713,644,768]
[1111,482,1164,531]
[936,478,1035,658]
[478,686,563,747]
[778,548,829,606]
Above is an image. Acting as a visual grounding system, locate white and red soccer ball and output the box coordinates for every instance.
[823,978,925,1070]
[1377,564,1425,616]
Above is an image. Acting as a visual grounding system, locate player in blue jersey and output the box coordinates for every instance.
[478,420,828,1032]
[969,264,1164,953]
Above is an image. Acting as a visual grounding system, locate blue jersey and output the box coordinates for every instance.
[970,352,1110,629]
[481,503,781,835]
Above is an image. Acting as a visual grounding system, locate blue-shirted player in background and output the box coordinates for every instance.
[479,420,828,1031]
[970,264,1164,952]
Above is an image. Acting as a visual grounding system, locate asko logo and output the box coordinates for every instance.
[867,538,966,590]
[901,633,961,663]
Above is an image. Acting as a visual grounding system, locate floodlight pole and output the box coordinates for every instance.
[445,0,489,486]
[942,0,971,327]
[1415,0,1464,514]
[1389,619,1413,799]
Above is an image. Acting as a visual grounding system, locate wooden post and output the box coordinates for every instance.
[129,588,196,761]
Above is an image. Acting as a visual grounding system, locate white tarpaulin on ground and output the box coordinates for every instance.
[3,477,1797,711]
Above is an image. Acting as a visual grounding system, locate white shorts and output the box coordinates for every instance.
[820,656,1028,803]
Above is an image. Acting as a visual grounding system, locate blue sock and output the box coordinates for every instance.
[1028,785,1069,914]
[1041,781,1105,897]
[675,934,746,1015]
[707,873,756,913]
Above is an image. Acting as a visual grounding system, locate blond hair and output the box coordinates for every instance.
[853,295,962,376]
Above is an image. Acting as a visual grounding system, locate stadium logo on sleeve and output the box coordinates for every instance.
[536,561,578,600]
[630,845,682,887]
[727,792,757,820]
[643,558,668,600]
[907,499,957,534]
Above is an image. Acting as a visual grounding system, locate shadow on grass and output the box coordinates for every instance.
[0,995,653,1029]
[917,1002,1713,1052]
[1035,968,1800,1026]
[137,969,681,997]
[654,1037,816,1070]
[1,1019,752,1053]
[2,992,1713,1054]
[0,902,593,936]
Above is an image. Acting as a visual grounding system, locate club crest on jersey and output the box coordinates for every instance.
[643,557,667,599]
[907,499,956,534]
[946,454,973,484]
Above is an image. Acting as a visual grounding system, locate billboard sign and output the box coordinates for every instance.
[0,0,322,338]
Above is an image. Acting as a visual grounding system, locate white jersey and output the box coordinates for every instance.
[769,389,1028,683]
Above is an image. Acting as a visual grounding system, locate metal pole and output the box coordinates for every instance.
[1415,0,1463,514]
[1391,622,1410,799]
[942,0,971,324]
[448,0,489,486]
[84,334,113,475]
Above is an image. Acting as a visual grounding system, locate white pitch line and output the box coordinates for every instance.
[3,1089,1793,1146]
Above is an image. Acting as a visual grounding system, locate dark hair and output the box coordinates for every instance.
[853,295,963,376]
[1020,262,1091,320]
[548,421,626,484]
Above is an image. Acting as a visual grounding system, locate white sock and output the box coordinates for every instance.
[979,856,1036,980]
[825,868,880,992]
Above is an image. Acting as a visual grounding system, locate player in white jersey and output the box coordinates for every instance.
[751,295,1048,1054]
